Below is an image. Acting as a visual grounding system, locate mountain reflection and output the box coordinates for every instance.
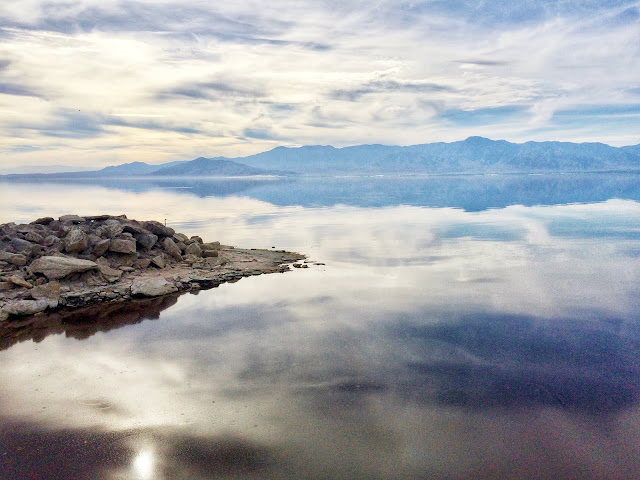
[3,172,640,210]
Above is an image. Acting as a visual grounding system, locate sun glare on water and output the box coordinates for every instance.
[133,450,154,479]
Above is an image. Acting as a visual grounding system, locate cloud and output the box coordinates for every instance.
[330,80,454,101]
[160,80,267,101]
[0,82,40,97]
[0,0,639,170]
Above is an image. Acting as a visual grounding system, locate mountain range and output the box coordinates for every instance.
[3,137,640,178]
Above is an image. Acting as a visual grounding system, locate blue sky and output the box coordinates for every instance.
[0,0,639,172]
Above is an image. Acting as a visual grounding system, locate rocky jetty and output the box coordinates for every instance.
[0,215,306,321]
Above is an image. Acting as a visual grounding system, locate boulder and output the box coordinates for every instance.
[11,238,36,256]
[4,299,49,316]
[92,239,110,257]
[161,238,182,260]
[202,241,221,251]
[202,250,219,258]
[29,281,61,308]
[173,233,189,243]
[59,215,86,224]
[25,231,44,244]
[122,221,147,235]
[143,221,175,238]
[184,242,203,257]
[131,277,177,297]
[96,220,123,239]
[29,255,98,279]
[15,224,37,234]
[136,258,151,269]
[109,238,137,254]
[32,217,54,225]
[150,255,165,269]
[190,236,203,244]
[0,252,27,266]
[85,214,113,221]
[44,235,61,247]
[134,232,158,250]
[64,228,89,253]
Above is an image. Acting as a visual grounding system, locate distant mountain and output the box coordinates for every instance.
[235,137,640,174]
[96,161,184,175]
[152,157,287,176]
[2,137,639,179]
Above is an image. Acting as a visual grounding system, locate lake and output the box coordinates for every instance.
[1,174,640,479]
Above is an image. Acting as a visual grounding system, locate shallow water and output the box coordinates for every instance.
[1,175,640,479]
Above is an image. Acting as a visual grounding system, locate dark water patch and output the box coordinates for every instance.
[390,314,640,413]
[0,421,279,480]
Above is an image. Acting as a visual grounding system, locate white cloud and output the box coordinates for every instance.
[0,1,638,170]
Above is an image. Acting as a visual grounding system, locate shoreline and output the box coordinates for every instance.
[0,215,308,321]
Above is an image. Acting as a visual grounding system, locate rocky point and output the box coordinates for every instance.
[0,215,307,321]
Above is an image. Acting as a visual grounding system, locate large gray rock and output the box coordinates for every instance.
[201,241,221,251]
[4,299,49,316]
[109,238,137,254]
[173,233,189,243]
[96,220,123,239]
[25,231,44,244]
[44,235,61,247]
[29,256,98,279]
[59,215,86,224]
[184,242,203,257]
[150,255,165,269]
[64,228,89,253]
[92,238,110,257]
[122,221,147,235]
[161,237,182,260]
[10,237,36,256]
[32,217,54,225]
[134,232,158,250]
[143,221,175,238]
[131,277,177,297]
[0,252,27,266]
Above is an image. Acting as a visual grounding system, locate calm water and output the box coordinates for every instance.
[1,175,640,479]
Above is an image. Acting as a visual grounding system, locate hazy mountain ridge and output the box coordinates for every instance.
[3,137,640,178]
[237,137,640,174]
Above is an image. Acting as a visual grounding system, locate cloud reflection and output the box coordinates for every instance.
[1,186,640,478]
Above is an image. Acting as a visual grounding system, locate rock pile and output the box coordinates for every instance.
[0,214,306,320]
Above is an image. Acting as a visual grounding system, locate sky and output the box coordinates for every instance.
[0,0,639,173]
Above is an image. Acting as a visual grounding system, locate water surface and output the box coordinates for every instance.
[1,175,640,479]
